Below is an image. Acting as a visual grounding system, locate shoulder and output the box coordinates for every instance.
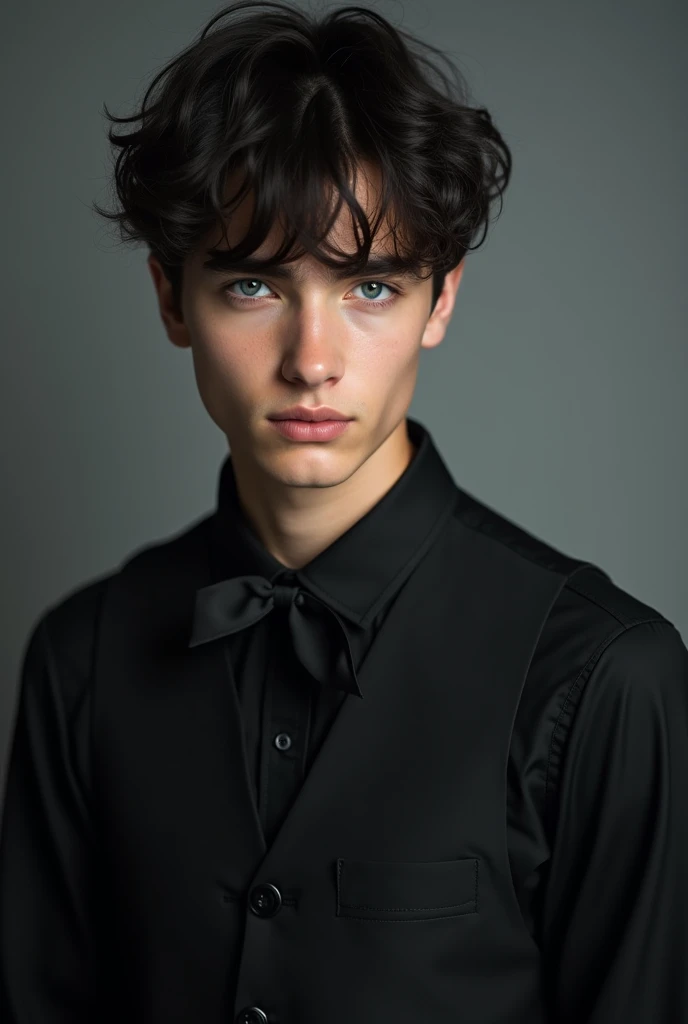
[40,511,212,643]
[17,573,113,724]
[456,486,687,824]
[552,599,688,771]
[535,564,680,697]
[450,481,684,705]
[22,513,212,703]
[542,566,685,724]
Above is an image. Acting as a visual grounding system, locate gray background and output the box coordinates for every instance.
[1,0,686,792]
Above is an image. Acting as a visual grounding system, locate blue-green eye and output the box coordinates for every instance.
[354,281,393,302]
[223,278,401,308]
[226,278,271,299]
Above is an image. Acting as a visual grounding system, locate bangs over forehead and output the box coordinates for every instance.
[201,160,433,283]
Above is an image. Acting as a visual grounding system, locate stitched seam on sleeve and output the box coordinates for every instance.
[542,616,670,834]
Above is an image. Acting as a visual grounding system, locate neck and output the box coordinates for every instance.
[231,419,417,570]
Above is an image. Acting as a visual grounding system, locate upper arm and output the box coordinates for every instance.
[0,614,99,1022]
[539,618,688,1022]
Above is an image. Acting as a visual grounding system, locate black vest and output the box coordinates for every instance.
[93,487,606,1023]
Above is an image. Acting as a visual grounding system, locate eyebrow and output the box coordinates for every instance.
[201,252,422,282]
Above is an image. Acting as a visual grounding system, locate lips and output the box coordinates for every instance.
[269,417,352,441]
[269,407,351,422]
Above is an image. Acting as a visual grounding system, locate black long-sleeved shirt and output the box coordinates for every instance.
[1,415,687,1020]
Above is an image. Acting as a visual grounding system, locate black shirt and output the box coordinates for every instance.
[1,415,687,1021]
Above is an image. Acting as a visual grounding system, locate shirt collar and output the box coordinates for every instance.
[208,416,458,630]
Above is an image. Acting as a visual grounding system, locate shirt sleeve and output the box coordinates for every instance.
[0,615,99,1022]
[539,618,688,1023]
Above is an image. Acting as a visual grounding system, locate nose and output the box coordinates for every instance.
[279,303,346,387]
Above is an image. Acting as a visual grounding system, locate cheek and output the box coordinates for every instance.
[189,321,253,387]
[365,334,423,416]
[186,329,254,429]
[363,331,421,383]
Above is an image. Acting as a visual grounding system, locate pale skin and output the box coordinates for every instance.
[147,162,465,570]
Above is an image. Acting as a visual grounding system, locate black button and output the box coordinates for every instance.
[249,882,282,917]
[274,732,292,751]
[235,1008,268,1024]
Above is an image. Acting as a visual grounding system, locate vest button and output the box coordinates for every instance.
[248,882,282,917]
[235,1008,268,1024]
[274,731,292,751]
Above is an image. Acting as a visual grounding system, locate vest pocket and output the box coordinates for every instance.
[336,856,479,921]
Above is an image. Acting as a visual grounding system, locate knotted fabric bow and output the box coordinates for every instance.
[188,575,363,698]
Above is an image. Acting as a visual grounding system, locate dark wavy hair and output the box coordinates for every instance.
[92,0,513,315]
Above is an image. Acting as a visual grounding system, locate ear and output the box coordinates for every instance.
[147,254,192,350]
[420,259,466,351]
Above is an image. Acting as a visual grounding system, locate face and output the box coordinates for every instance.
[147,162,464,503]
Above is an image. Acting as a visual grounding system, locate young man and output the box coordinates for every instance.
[1,3,686,1022]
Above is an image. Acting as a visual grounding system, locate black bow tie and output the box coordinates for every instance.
[188,574,363,698]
